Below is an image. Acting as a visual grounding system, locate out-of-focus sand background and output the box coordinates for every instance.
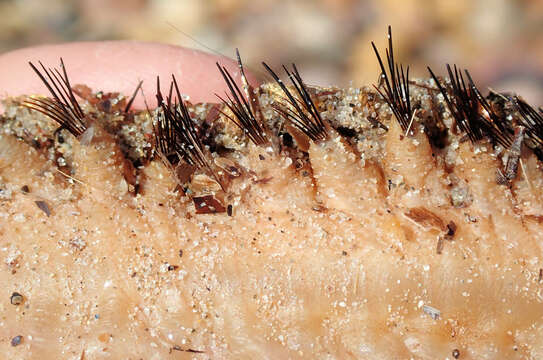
[1,0,543,102]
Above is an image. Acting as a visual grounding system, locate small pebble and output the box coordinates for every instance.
[11,335,23,347]
[10,292,23,305]
[452,348,460,358]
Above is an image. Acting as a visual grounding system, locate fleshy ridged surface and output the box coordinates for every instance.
[1,80,543,359]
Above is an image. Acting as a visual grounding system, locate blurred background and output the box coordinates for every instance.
[1,0,543,103]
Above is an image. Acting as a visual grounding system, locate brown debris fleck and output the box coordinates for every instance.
[170,345,205,354]
[193,195,226,214]
[404,207,445,231]
[35,200,51,217]
[253,176,273,185]
[285,123,310,152]
[122,158,138,190]
[73,85,127,113]
[72,84,93,102]
[446,221,457,238]
[205,104,221,126]
[175,163,197,185]
[312,205,327,212]
[436,236,444,254]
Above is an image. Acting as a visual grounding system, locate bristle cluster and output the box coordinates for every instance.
[24,59,87,137]
[514,97,543,148]
[428,65,513,147]
[263,62,327,142]
[371,26,413,131]
[216,50,267,146]
[155,76,210,171]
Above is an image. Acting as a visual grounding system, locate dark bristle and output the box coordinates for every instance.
[124,80,143,113]
[24,58,87,137]
[235,48,248,86]
[371,26,412,131]
[216,50,267,145]
[262,62,327,142]
[428,65,513,147]
[155,75,209,170]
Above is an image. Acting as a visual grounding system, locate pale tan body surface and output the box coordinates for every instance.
[1,82,543,359]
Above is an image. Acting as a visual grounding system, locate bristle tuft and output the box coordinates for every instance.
[154,75,210,172]
[428,65,513,147]
[371,26,413,131]
[216,51,267,146]
[263,62,327,142]
[24,58,87,137]
[464,70,513,147]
